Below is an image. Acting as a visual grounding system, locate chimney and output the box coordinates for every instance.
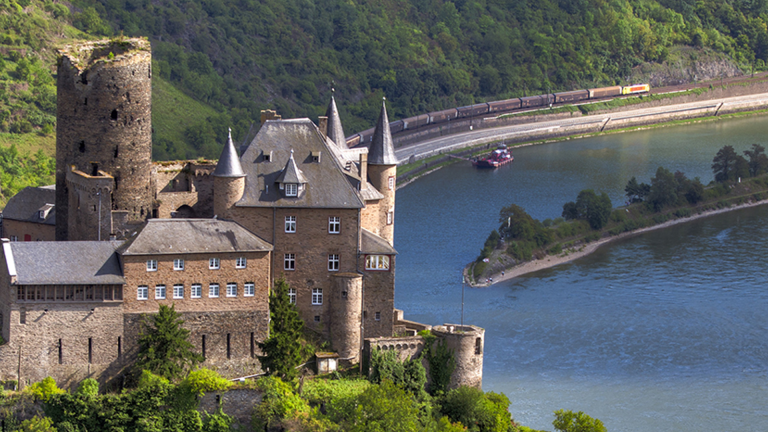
[260,109,281,124]
[359,153,368,191]
[318,116,328,137]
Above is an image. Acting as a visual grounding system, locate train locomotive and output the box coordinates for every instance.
[347,83,650,146]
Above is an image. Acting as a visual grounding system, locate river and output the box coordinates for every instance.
[394,116,768,431]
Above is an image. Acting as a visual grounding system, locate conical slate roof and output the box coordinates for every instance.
[368,98,398,165]
[275,150,308,184]
[325,91,347,149]
[213,128,245,177]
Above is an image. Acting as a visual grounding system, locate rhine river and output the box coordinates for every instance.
[394,116,768,432]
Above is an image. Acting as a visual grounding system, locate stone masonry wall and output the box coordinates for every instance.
[360,259,395,339]
[364,165,396,244]
[2,220,55,242]
[56,39,153,240]
[66,168,114,241]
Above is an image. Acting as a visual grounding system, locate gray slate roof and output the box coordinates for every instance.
[275,150,308,184]
[238,119,365,209]
[119,219,272,255]
[7,240,125,285]
[213,129,245,177]
[361,229,397,255]
[2,186,56,225]
[325,95,347,149]
[368,100,398,165]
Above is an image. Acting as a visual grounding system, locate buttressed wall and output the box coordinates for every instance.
[56,39,153,240]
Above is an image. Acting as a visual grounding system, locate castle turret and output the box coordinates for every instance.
[330,273,363,360]
[367,98,398,244]
[213,129,246,218]
[431,324,485,390]
[325,90,347,149]
[56,39,154,241]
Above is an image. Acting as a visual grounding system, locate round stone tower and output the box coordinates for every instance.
[430,324,485,390]
[330,273,363,360]
[213,129,246,218]
[367,99,398,244]
[56,38,153,240]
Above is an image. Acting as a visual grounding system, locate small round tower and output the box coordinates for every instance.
[56,38,153,240]
[213,129,246,218]
[430,324,485,390]
[367,99,398,244]
[329,273,363,360]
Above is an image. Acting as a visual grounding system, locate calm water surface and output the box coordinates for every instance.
[394,117,768,431]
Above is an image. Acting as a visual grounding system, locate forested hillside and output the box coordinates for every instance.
[3,0,768,165]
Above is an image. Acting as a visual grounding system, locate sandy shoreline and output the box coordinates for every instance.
[469,198,768,287]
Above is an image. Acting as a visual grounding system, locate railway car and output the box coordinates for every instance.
[621,84,650,95]
[402,114,429,130]
[554,90,589,104]
[429,108,458,124]
[389,120,404,134]
[359,127,375,144]
[346,134,362,148]
[488,98,522,113]
[588,86,622,99]
[520,94,553,108]
[456,103,490,118]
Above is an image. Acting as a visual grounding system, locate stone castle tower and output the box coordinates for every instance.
[366,99,398,244]
[55,39,154,240]
[212,129,245,219]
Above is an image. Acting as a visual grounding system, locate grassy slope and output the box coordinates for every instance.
[151,75,219,149]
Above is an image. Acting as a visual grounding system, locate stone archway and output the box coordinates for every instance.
[172,204,196,218]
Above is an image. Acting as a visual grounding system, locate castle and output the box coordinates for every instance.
[0,39,483,389]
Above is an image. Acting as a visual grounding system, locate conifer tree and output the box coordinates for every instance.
[259,277,304,380]
[136,304,203,380]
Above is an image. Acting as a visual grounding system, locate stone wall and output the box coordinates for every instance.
[66,168,114,241]
[56,39,153,240]
[365,164,396,244]
[199,389,262,431]
[155,162,216,219]
[2,219,55,242]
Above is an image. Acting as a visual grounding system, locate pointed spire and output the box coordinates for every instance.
[325,88,347,148]
[368,97,397,165]
[213,128,245,177]
[275,149,308,184]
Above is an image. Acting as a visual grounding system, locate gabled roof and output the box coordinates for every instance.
[361,228,397,255]
[2,186,56,225]
[213,129,245,178]
[5,240,125,285]
[275,150,308,184]
[325,94,347,149]
[119,219,272,256]
[238,119,365,209]
[368,99,398,165]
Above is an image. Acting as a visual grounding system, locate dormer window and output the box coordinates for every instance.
[263,151,272,162]
[311,151,321,163]
[285,183,298,196]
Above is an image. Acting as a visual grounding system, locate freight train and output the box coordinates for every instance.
[346,84,650,146]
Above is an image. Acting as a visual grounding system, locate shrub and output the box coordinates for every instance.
[441,386,513,432]
[548,243,562,255]
[181,368,232,396]
[673,208,692,218]
[76,378,99,397]
[19,415,56,432]
[27,377,65,402]
[253,376,310,430]
[552,409,606,432]
[369,348,427,397]
[610,210,626,223]
[584,233,601,243]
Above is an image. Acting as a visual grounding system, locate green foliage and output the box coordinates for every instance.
[0,145,55,208]
[253,376,310,430]
[625,176,651,203]
[136,304,204,381]
[369,348,427,398]
[744,144,768,177]
[27,377,65,402]
[75,378,98,397]
[180,368,232,396]
[423,335,456,396]
[336,380,423,432]
[552,409,606,432]
[648,166,679,211]
[712,145,749,183]
[441,386,514,432]
[259,277,305,380]
[19,415,56,432]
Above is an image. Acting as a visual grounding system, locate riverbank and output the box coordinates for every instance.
[471,197,768,287]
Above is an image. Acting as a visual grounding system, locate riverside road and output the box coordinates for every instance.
[394,91,768,164]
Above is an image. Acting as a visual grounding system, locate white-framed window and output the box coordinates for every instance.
[9,236,17,242]
[365,255,391,271]
[209,258,220,269]
[146,259,157,271]
[155,285,166,300]
[386,210,394,225]
[137,286,148,300]
[285,183,298,196]
[226,283,237,297]
[312,288,323,305]
[209,283,219,298]
[328,254,339,271]
[328,216,340,234]
[173,284,184,299]
[284,253,295,271]
[236,257,246,269]
[173,259,184,271]
[288,288,296,304]
[388,176,395,190]
[285,216,296,233]
[375,312,381,321]
[191,284,202,299]
[244,282,255,297]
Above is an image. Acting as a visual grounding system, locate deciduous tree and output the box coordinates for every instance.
[744,143,768,176]
[712,145,749,182]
